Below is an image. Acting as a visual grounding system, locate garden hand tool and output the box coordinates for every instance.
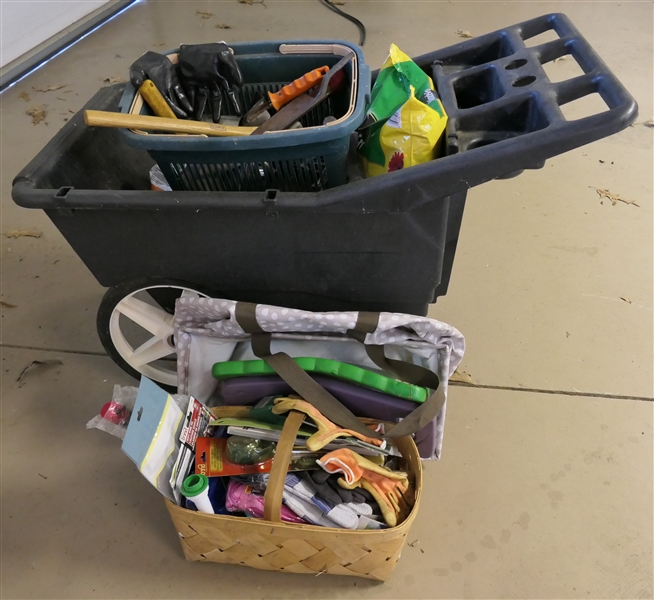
[84,110,255,137]
[252,51,354,134]
[239,66,329,126]
[139,80,177,119]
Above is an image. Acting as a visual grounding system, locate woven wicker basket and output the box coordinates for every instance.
[165,408,422,581]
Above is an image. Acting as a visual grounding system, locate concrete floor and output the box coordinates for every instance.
[1,0,652,598]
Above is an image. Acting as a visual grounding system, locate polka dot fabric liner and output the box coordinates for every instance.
[175,298,464,346]
[173,298,465,459]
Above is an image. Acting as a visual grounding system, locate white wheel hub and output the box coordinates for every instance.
[108,285,207,387]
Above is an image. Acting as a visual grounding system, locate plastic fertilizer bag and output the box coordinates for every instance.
[363,87,447,177]
[359,44,448,177]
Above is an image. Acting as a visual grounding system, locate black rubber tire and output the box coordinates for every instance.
[96,277,215,389]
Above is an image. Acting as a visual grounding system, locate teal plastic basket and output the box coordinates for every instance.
[118,40,370,192]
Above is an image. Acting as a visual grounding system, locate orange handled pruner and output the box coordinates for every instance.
[240,65,329,126]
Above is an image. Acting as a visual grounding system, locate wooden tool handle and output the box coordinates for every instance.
[84,110,255,137]
[139,80,176,119]
[268,65,329,111]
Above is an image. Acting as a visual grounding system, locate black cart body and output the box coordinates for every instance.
[12,14,637,317]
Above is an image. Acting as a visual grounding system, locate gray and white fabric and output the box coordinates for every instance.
[173,298,465,459]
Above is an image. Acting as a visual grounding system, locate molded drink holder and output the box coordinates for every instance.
[413,13,637,180]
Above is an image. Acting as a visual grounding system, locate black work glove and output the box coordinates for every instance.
[129,51,193,118]
[178,42,244,122]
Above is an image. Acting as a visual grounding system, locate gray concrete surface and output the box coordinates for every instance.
[1,0,652,598]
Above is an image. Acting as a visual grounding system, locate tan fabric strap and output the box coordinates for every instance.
[263,410,306,522]
[346,311,379,343]
[233,302,446,440]
[363,345,441,389]
[346,311,441,389]
[259,344,385,439]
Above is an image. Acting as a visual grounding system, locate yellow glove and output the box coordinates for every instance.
[272,397,386,453]
[317,448,410,527]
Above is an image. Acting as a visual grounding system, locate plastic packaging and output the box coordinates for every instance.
[86,385,137,440]
[149,164,172,191]
[225,478,307,524]
[358,44,447,177]
[365,43,434,124]
[88,384,189,441]
[196,437,274,477]
[121,378,188,502]
[226,437,276,465]
[363,88,448,177]
[170,397,214,504]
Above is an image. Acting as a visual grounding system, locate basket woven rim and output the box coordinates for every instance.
[166,475,421,533]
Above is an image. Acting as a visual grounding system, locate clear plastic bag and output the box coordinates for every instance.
[86,385,137,440]
[358,44,448,177]
[87,384,188,440]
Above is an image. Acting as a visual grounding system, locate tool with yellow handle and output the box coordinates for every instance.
[138,80,177,119]
[240,65,329,126]
[84,110,256,137]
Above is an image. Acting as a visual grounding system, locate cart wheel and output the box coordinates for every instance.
[97,279,212,389]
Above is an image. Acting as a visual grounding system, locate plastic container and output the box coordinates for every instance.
[12,15,637,383]
[12,15,638,314]
[409,13,638,176]
[181,474,214,514]
[118,41,370,193]
[12,82,464,316]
